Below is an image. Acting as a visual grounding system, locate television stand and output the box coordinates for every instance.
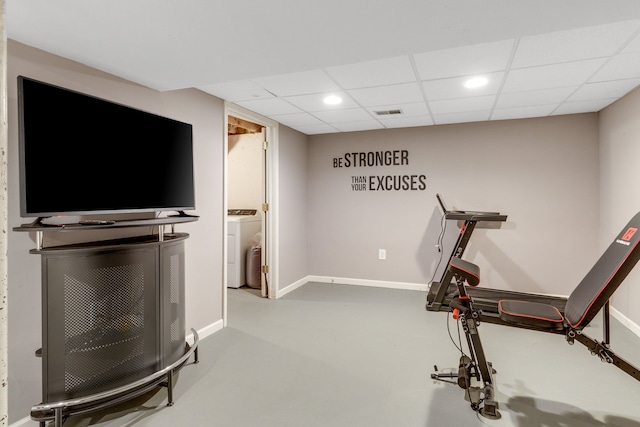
[27,217,56,228]
[14,216,198,250]
[14,217,200,427]
[170,210,200,218]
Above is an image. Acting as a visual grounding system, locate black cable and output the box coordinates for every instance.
[455,317,486,418]
[458,318,490,421]
[447,305,490,419]
[445,306,465,355]
[427,212,448,290]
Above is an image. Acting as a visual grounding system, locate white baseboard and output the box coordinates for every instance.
[275,275,428,299]
[9,416,34,426]
[187,319,224,343]
[610,306,640,338]
[275,276,311,298]
[306,275,429,292]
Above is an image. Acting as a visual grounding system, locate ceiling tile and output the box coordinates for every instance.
[294,123,340,135]
[269,112,325,128]
[511,20,640,69]
[378,115,434,128]
[622,30,640,54]
[198,80,275,102]
[235,98,302,116]
[589,53,640,82]
[502,58,608,93]
[422,72,503,101]
[429,95,496,115]
[495,86,577,109]
[312,108,373,124]
[491,105,557,121]
[433,111,491,125]
[252,69,340,97]
[413,39,514,80]
[553,98,618,115]
[347,82,423,107]
[283,91,359,112]
[332,120,385,133]
[568,79,640,101]
[325,56,417,89]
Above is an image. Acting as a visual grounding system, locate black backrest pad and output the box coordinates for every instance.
[564,211,640,328]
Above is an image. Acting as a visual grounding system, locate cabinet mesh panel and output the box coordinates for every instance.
[63,264,146,395]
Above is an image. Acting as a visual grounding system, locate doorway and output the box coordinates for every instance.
[224,104,278,325]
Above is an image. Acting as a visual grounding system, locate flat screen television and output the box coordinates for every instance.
[17,76,196,220]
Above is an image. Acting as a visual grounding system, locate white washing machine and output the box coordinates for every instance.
[227,214,262,288]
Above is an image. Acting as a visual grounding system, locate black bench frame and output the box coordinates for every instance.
[432,211,640,418]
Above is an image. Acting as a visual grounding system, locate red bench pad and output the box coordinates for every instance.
[498,300,564,331]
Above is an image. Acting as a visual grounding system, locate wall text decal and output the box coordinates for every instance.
[350,175,427,191]
[333,150,427,192]
[333,150,409,168]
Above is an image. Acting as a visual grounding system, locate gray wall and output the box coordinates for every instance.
[276,125,310,292]
[7,41,225,423]
[600,86,640,327]
[308,115,601,297]
[228,131,263,212]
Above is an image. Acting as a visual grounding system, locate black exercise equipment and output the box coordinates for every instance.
[426,194,507,312]
[426,194,568,316]
[432,211,640,417]
[431,257,501,419]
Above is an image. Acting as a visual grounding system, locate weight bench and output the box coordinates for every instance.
[432,211,640,418]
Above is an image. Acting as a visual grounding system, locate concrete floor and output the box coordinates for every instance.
[49,282,640,426]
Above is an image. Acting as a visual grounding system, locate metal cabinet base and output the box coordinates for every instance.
[29,233,197,426]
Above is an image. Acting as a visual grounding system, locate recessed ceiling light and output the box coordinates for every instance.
[464,77,488,89]
[323,95,342,105]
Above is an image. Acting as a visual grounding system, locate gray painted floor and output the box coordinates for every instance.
[57,282,640,426]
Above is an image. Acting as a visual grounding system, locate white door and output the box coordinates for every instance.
[260,128,269,297]
[225,104,277,309]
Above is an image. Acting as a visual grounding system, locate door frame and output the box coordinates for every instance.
[223,102,279,326]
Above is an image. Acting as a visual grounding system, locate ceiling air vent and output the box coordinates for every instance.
[374,109,403,116]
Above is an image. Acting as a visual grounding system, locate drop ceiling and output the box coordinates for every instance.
[6,1,640,135]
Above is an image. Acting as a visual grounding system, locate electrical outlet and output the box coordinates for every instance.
[379,249,386,260]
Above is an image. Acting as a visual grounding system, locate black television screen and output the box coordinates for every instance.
[17,76,196,218]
